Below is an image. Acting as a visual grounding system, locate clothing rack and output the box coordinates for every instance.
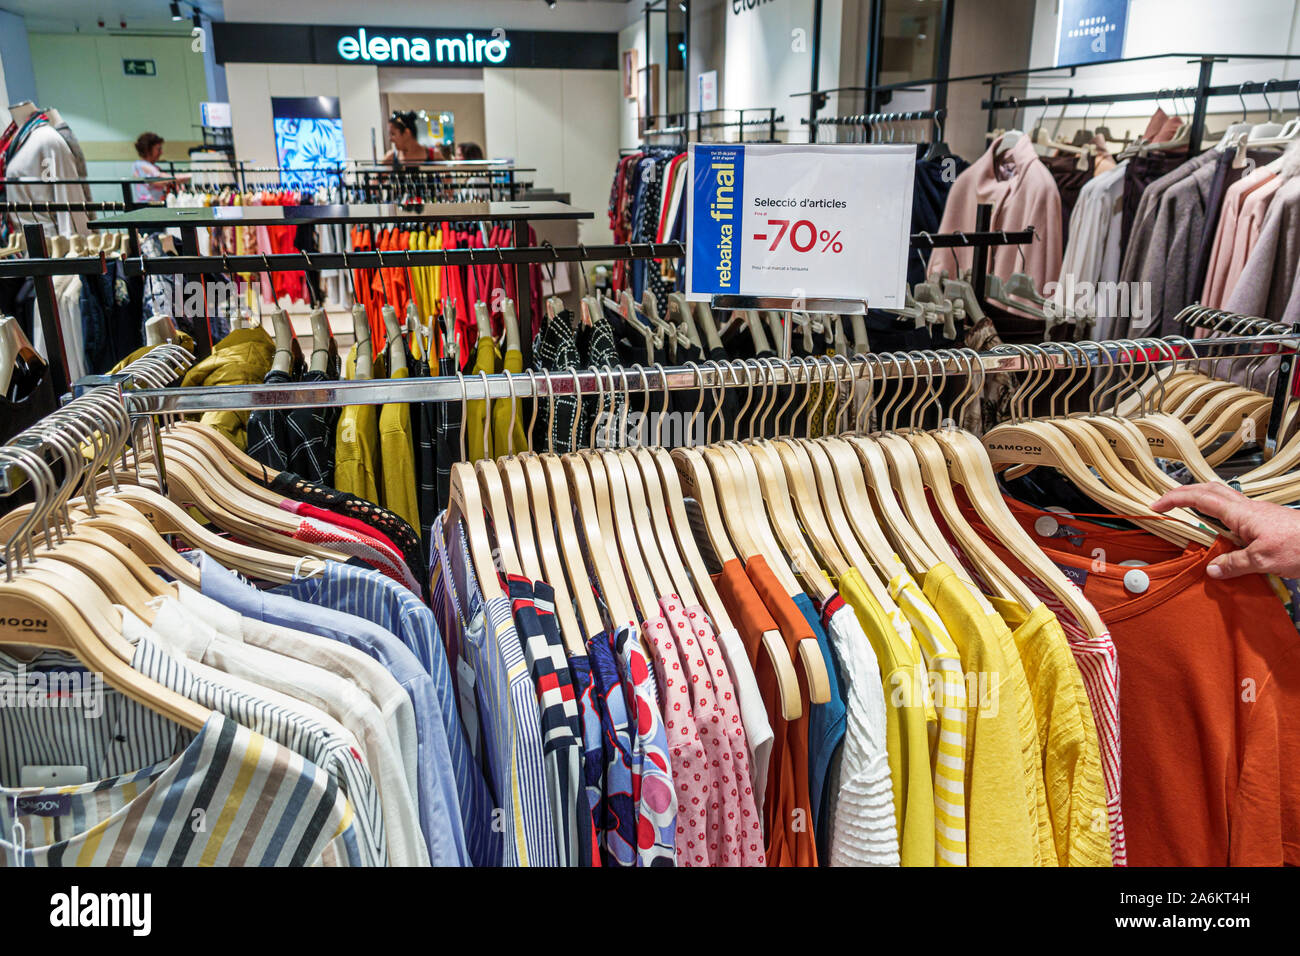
[121,330,1296,414]
[87,200,590,363]
[794,52,1300,149]
[643,108,783,143]
[981,76,1300,146]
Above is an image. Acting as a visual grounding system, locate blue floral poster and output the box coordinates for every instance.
[271,96,347,189]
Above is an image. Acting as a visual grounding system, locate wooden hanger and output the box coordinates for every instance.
[669,386,801,720]
[0,450,209,732]
[446,460,505,602]
[516,369,598,650]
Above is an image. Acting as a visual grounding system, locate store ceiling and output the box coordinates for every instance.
[1,0,221,33]
[5,0,632,34]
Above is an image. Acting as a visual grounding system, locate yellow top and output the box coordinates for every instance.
[378,365,421,531]
[989,596,1112,867]
[491,344,528,458]
[888,567,968,867]
[838,566,935,867]
[180,326,274,450]
[333,344,383,505]
[465,333,500,463]
[921,563,1043,867]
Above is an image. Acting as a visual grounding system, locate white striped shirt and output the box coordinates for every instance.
[135,598,428,866]
[0,713,359,866]
[129,633,388,866]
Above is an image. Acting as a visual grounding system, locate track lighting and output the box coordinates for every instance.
[545,0,556,9]
[170,1,182,21]
[192,7,202,27]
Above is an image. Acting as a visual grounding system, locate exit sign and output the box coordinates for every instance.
[123,59,156,76]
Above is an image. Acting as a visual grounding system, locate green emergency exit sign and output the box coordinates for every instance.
[123,59,156,76]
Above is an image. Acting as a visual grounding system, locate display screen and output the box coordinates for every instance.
[271,96,346,189]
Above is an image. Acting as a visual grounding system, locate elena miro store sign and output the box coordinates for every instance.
[212,22,618,70]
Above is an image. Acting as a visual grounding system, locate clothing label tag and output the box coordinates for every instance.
[20,765,88,788]
[1056,563,1089,589]
[456,657,479,759]
[15,795,72,817]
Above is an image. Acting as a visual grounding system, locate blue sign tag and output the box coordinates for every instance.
[690,144,746,298]
[1056,0,1128,66]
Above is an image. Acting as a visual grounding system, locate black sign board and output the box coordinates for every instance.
[212,23,617,70]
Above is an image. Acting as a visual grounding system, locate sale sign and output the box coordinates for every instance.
[686,143,915,307]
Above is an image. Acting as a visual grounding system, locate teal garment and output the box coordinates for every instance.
[792,591,848,862]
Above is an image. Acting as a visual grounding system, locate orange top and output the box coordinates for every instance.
[958,496,1300,866]
[711,555,818,867]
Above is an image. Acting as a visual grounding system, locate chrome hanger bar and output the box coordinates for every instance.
[122,333,1299,416]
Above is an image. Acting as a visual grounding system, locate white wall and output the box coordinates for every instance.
[618,19,646,149]
[1022,0,1300,132]
[484,67,620,243]
[723,0,825,142]
[225,63,382,166]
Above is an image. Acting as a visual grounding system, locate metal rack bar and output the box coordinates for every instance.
[0,228,1033,280]
[122,333,1298,415]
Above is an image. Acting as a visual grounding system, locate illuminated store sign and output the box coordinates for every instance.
[213,23,617,70]
[335,28,511,65]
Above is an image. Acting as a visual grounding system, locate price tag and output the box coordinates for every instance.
[685,143,915,307]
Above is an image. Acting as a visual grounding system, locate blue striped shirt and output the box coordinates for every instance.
[432,513,559,866]
[195,552,470,866]
[271,561,499,868]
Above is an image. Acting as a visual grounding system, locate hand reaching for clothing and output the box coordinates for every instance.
[1152,483,1300,580]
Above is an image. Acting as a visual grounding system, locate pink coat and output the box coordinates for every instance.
[930,133,1063,289]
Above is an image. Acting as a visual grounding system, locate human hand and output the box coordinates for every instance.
[1152,482,1300,580]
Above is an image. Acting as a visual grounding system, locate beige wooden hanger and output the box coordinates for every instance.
[620,367,695,604]
[0,448,210,733]
[638,364,735,632]
[669,364,801,719]
[512,370,588,654]
[982,345,1210,547]
[1025,343,1208,540]
[841,356,938,576]
[579,369,657,623]
[816,357,911,582]
[931,350,1110,639]
[446,460,505,602]
[886,351,1036,606]
[551,370,636,631]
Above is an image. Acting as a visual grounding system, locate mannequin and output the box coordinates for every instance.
[0,315,34,396]
[269,306,296,375]
[144,314,178,347]
[43,108,92,202]
[309,307,333,375]
[500,298,520,355]
[351,304,372,380]
[382,304,406,375]
[4,102,89,238]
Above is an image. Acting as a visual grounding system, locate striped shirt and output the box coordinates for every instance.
[267,562,487,859]
[436,517,558,866]
[888,570,969,867]
[126,599,418,865]
[127,631,388,866]
[195,552,472,866]
[508,575,584,866]
[0,713,360,867]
